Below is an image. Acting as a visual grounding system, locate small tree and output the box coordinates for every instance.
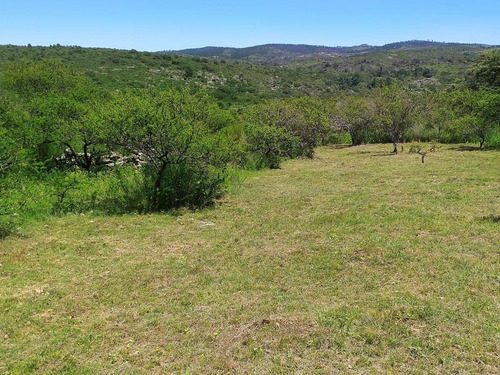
[2,59,106,169]
[414,91,453,142]
[248,98,328,159]
[54,92,112,171]
[107,89,230,210]
[246,101,302,160]
[0,125,15,174]
[332,96,375,146]
[451,89,500,148]
[245,122,299,169]
[374,84,418,153]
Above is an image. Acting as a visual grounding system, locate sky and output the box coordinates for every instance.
[1,0,499,51]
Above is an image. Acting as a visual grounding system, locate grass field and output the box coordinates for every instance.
[1,144,499,374]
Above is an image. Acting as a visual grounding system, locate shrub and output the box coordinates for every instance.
[244,123,300,169]
[106,89,232,210]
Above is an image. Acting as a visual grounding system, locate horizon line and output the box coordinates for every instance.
[1,39,499,53]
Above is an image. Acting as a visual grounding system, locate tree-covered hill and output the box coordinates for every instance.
[172,40,496,65]
[170,43,373,62]
[0,42,496,106]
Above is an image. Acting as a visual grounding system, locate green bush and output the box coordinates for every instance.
[325,131,352,145]
[143,163,226,210]
[50,168,148,214]
[244,123,300,169]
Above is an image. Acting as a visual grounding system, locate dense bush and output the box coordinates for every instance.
[332,96,376,145]
[244,98,329,166]
[105,89,234,210]
[244,122,300,169]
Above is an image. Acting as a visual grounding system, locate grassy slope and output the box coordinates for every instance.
[1,144,499,374]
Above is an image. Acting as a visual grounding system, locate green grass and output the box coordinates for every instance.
[1,144,499,374]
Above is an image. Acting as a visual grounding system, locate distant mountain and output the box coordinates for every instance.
[167,40,496,65]
[168,43,373,63]
[377,40,492,50]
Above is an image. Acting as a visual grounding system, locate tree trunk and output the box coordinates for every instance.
[392,142,398,154]
[479,138,485,149]
[350,131,361,146]
[417,151,426,163]
[154,162,168,210]
[82,142,92,172]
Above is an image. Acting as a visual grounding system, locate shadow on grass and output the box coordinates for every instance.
[326,144,396,155]
[452,145,500,152]
[357,150,395,156]
[481,214,500,223]
[326,144,351,149]
[0,226,26,241]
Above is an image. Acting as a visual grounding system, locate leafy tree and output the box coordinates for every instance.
[451,89,500,148]
[374,84,418,153]
[289,97,329,156]
[416,91,455,142]
[0,96,17,173]
[249,98,328,159]
[0,92,30,173]
[247,100,302,160]
[0,123,15,173]
[53,91,112,171]
[467,49,500,90]
[332,96,375,146]
[2,59,108,169]
[107,89,230,210]
[244,122,299,169]
[2,59,86,97]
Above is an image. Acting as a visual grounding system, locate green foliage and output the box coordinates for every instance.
[246,98,329,163]
[288,97,330,156]
[2,58,86,96]
[374,84,419,152]
[244,122,299,169]
[488,126,500,146]
[0,44,490,104]
[467,49,500,90]
[2,59,110,169]
[0,168,150,231]
[106,89,232,210]
[0,176,16,238]
[324,131,352,144]
[412,91,453,142]
[49,168,148,214]
[332,96,376,145]
[449,89,500,148]
[0,123,16,174]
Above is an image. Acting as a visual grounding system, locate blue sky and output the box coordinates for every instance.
[1,1,499,51]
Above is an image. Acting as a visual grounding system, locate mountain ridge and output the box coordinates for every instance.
[167,40,497,65]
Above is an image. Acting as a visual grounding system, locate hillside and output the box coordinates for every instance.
[171,43,374,63]
[1,144,499,373]
[0,42,495,105]
[172,40,496,65]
